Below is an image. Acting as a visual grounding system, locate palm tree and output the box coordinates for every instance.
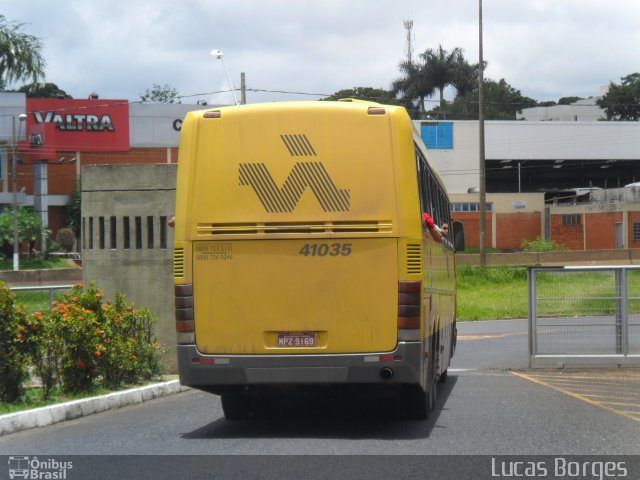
[0,15,46,90]
[392,45,475,119]
[392,60,435,116]
[420,45,466,118]
[451,59,482,118]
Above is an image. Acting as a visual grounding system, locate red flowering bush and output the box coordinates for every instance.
[24,310,64,399]
[0,282,29,402]
[22,283,163,399]
[98,295,162,387]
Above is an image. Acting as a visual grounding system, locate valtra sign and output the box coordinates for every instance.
[26,98,130,151]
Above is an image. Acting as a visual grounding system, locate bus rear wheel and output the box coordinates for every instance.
[220,392,251,420]
[405,337,437,419]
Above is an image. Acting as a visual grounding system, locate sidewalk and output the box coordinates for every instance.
[0,380,190,436]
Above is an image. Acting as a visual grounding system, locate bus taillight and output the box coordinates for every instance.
[398,281,421,337]
[175,284,194,344]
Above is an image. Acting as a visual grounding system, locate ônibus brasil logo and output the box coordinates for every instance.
[8,456,73,479]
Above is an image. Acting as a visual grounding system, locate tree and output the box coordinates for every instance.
[0,15,46,90]
[321,87,400,104]
[420,46,467,113]
[448,78,536,120]
[392,45,476,118]
[392,61,435,117]
[0,207,49,258]
[15,81,71,98]
[558,96,582,105]
[66,177,81,237]
[140,83,180,103]
[597,73,640,120]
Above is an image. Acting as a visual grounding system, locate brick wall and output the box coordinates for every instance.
[629,212,640,249]
[585,211,622,250]
[451,212,492,248]
[551,214,583,250]
[495,212,541,250]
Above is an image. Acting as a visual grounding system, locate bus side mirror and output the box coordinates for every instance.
[452,221,465,252]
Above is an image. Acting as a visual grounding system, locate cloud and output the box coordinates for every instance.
[4,0,640,104]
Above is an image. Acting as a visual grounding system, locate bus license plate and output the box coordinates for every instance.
[277,333,316,347]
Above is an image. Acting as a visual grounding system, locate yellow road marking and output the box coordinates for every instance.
[510,371,640,423]
[530,382,640,394]
[596,401,640,408]
[525,376,640,386]
[458,332,526,341]
[581,393,640,402]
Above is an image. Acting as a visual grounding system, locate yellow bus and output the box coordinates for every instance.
[173,99,463,419]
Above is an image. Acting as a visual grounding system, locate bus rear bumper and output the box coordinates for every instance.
[178,342,424,391]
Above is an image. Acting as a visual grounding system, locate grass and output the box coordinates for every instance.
[0,376,177,415]
[0,258,74,271]
[14,289,73,314]
[0,386,113,415]
[456,265,528,320]
[456,266,640,321]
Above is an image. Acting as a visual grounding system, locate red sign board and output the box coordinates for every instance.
[25,98,129,152]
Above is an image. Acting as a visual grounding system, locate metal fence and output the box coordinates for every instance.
[10,285,75,309]
[528,266,640,367]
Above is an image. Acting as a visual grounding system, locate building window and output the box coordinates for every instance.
[110,216,117,249]
[135,216,142,249]
[160,216,167,249]
[88,217,94,249]
[98,217,105,249]
[82,217,86,250]
[421,122,453,149]
[562,214,581,226]
[123,217,130,249]
[451,202,493,212]
[147,216,154,249]
[633,223,640,241]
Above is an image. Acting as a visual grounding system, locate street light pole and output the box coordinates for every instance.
[210,49,239,106]
[12,113,27,271]
[478,0,487,268]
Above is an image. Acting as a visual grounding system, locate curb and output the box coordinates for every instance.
[0,380,190,436]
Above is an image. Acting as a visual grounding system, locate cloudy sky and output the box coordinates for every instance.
[4,0,640,106]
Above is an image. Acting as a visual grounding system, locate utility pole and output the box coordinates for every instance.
[240,72,246,105]
[478,0,487,268]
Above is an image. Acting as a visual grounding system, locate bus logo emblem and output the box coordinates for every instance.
[239,162,350,213]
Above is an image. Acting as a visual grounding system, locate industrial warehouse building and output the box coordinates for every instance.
[417,119,640,250]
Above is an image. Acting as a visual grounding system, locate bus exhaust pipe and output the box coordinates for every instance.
[379,367,394,380]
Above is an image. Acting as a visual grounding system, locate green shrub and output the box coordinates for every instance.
[23,283,163,400]
[55,228,76,252]
[25,310,64,399]
[521,236,566,252]
[0,207,51,259]
[98,297,162,387]
[0,283,29,402]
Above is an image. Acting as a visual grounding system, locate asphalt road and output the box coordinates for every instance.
[0,320,640,480]
[1,319,639,478]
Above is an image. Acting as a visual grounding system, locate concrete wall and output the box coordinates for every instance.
[0,92,26,144]
[82,164,176,371]
[516,101,605,121]
[457,249,640,266]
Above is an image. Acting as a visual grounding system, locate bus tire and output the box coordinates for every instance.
[428,334,438,408]
[404,384,429,420]
[405,335,437,419]
[221,392,251,420]
[438,368,448,383]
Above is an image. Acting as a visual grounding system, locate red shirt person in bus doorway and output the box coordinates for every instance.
[422,212,449,243]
